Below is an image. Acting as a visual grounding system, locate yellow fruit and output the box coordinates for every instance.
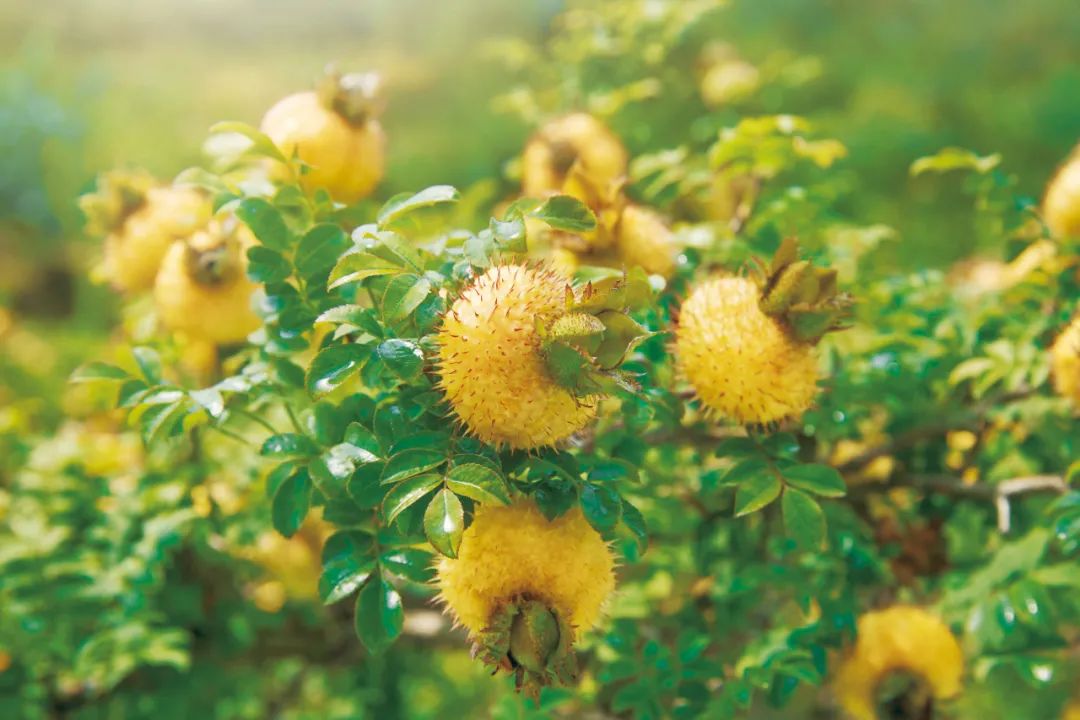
[436,499,615,635]
[616,204,677,277]
[1062,701,1080,720]
[82,171,211,293]
[1051,315,1080,406]
[1044,149,1080,238]
[675,276,819,425]
[833,606,964,720]
[437,264,598,449]
[154,219,261,345]
[261,72,386,204]
[522,113,628,198]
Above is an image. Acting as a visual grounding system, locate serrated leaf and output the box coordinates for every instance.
[306,344,372,395]
[295,223,350,279]
[382,473,442,525]
[246,246,292,283]
[445,463,510,505]
[581,483,622,533]
[319,531,375,604]
[375,339,424,381]
[354,574,404,653]
[531,194,597,232]
[782,488,826,550]
[235,197,290,250]
[424,489,464,557]
[380,448,445,485]
[782,464,846,498]
[377,185,460,227]
[619,498,648,554]
[734,473,782,516]
[272,468,312,537]
[381,274,433,322]
[260,433,318,457]
[380,548,435,583]
[328,251,403,289]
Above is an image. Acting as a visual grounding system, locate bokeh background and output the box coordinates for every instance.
[1,0,1079,715]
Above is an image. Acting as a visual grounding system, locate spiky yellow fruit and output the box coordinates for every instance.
[616,204,677,277]
[833,606,964,720]
[436,498,615,638]
[675,276,818,424]
[1044,149,1080,238]
[437,264,598,449]
[154,220,261,345]
[1051,315,1080,406]
[522,113,628,198]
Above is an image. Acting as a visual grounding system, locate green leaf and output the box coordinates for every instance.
[580,483,623,533]
[445,463,510,505]
[208,121,289,164]
[354,573,404,653]
[782,488,826,550]
[246,246,292,284]
[131,346,163,384]
[295,223,350,279]
[619,498,648,554]
[319,531,375,604]
[381,548,435,583]
[328,251,403,289]
[424,489,464,557]
[376,339,424,381]
[381,273,433,322]
[734,473,782,516]
[380,448,446,485]
[306,344,372,395]
[272,468,312,537]
[260,433,318,457]
[235,197,290,250]
[531,194,597,232]
[377,185,460,227]
[782,464,846,498]
[71,361,130,383]
[910,147,1001,177]
[382,473,442,525]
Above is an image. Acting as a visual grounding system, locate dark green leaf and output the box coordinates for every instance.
[376,339,424,381]
[261,433,318,458]
[381,548,435,583]
[445,463,510,505]
[246,246,292,283]
[424,488,464,557]
[272,468,312,537]
[354,573,404,653]
[783,464,847,498]
[132,347,163,384]
[734,473,782,516]
[782,488,826,550]
[619,498,648,554]
[295,223,350,279]
[382,473,442,525]
[319,531,375,604]
[306,344,372,395]
[380,448,446,485]
[235,197,290,250]
[581,483,623,533]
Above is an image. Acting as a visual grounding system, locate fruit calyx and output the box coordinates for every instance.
[536,267,655,396]
[753,237,853,343]
[473,596,577,701]
[80,169,156,236]
[874,669,934,720]
[183,220,242,287]
[316,65,386,126]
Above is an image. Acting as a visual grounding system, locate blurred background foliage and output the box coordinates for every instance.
[1,1,1080,718]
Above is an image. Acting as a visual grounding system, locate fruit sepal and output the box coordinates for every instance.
[316,65,386,126]
[80,169,157,236]
[472,597,578,701]
[754,237,854,343]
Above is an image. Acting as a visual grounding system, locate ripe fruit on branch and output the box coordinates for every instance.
[154,218,260,346]
[1051,314,1080,407]
[675,239,851,425]
[1044,145,1080,238]
[615,204,677,278]
[80,169,211,293]
[261,67,386,204]
[435,498,615,697]
[522,113,628,200]
[833,605,963,720]
[437,264,650,449]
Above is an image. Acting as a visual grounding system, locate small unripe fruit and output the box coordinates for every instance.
[1051,315,1080,407]
[833,606,963,720]
[437,264,598,449]
[675,276,819,424]
[1044,148,1080,238]
[261,71,386,204]
[154,220,261,345]
[436,499,615,639]
[522,113,627,198]
[616,204,677,277]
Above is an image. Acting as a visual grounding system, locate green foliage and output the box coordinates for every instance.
[2,1,1080,718]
